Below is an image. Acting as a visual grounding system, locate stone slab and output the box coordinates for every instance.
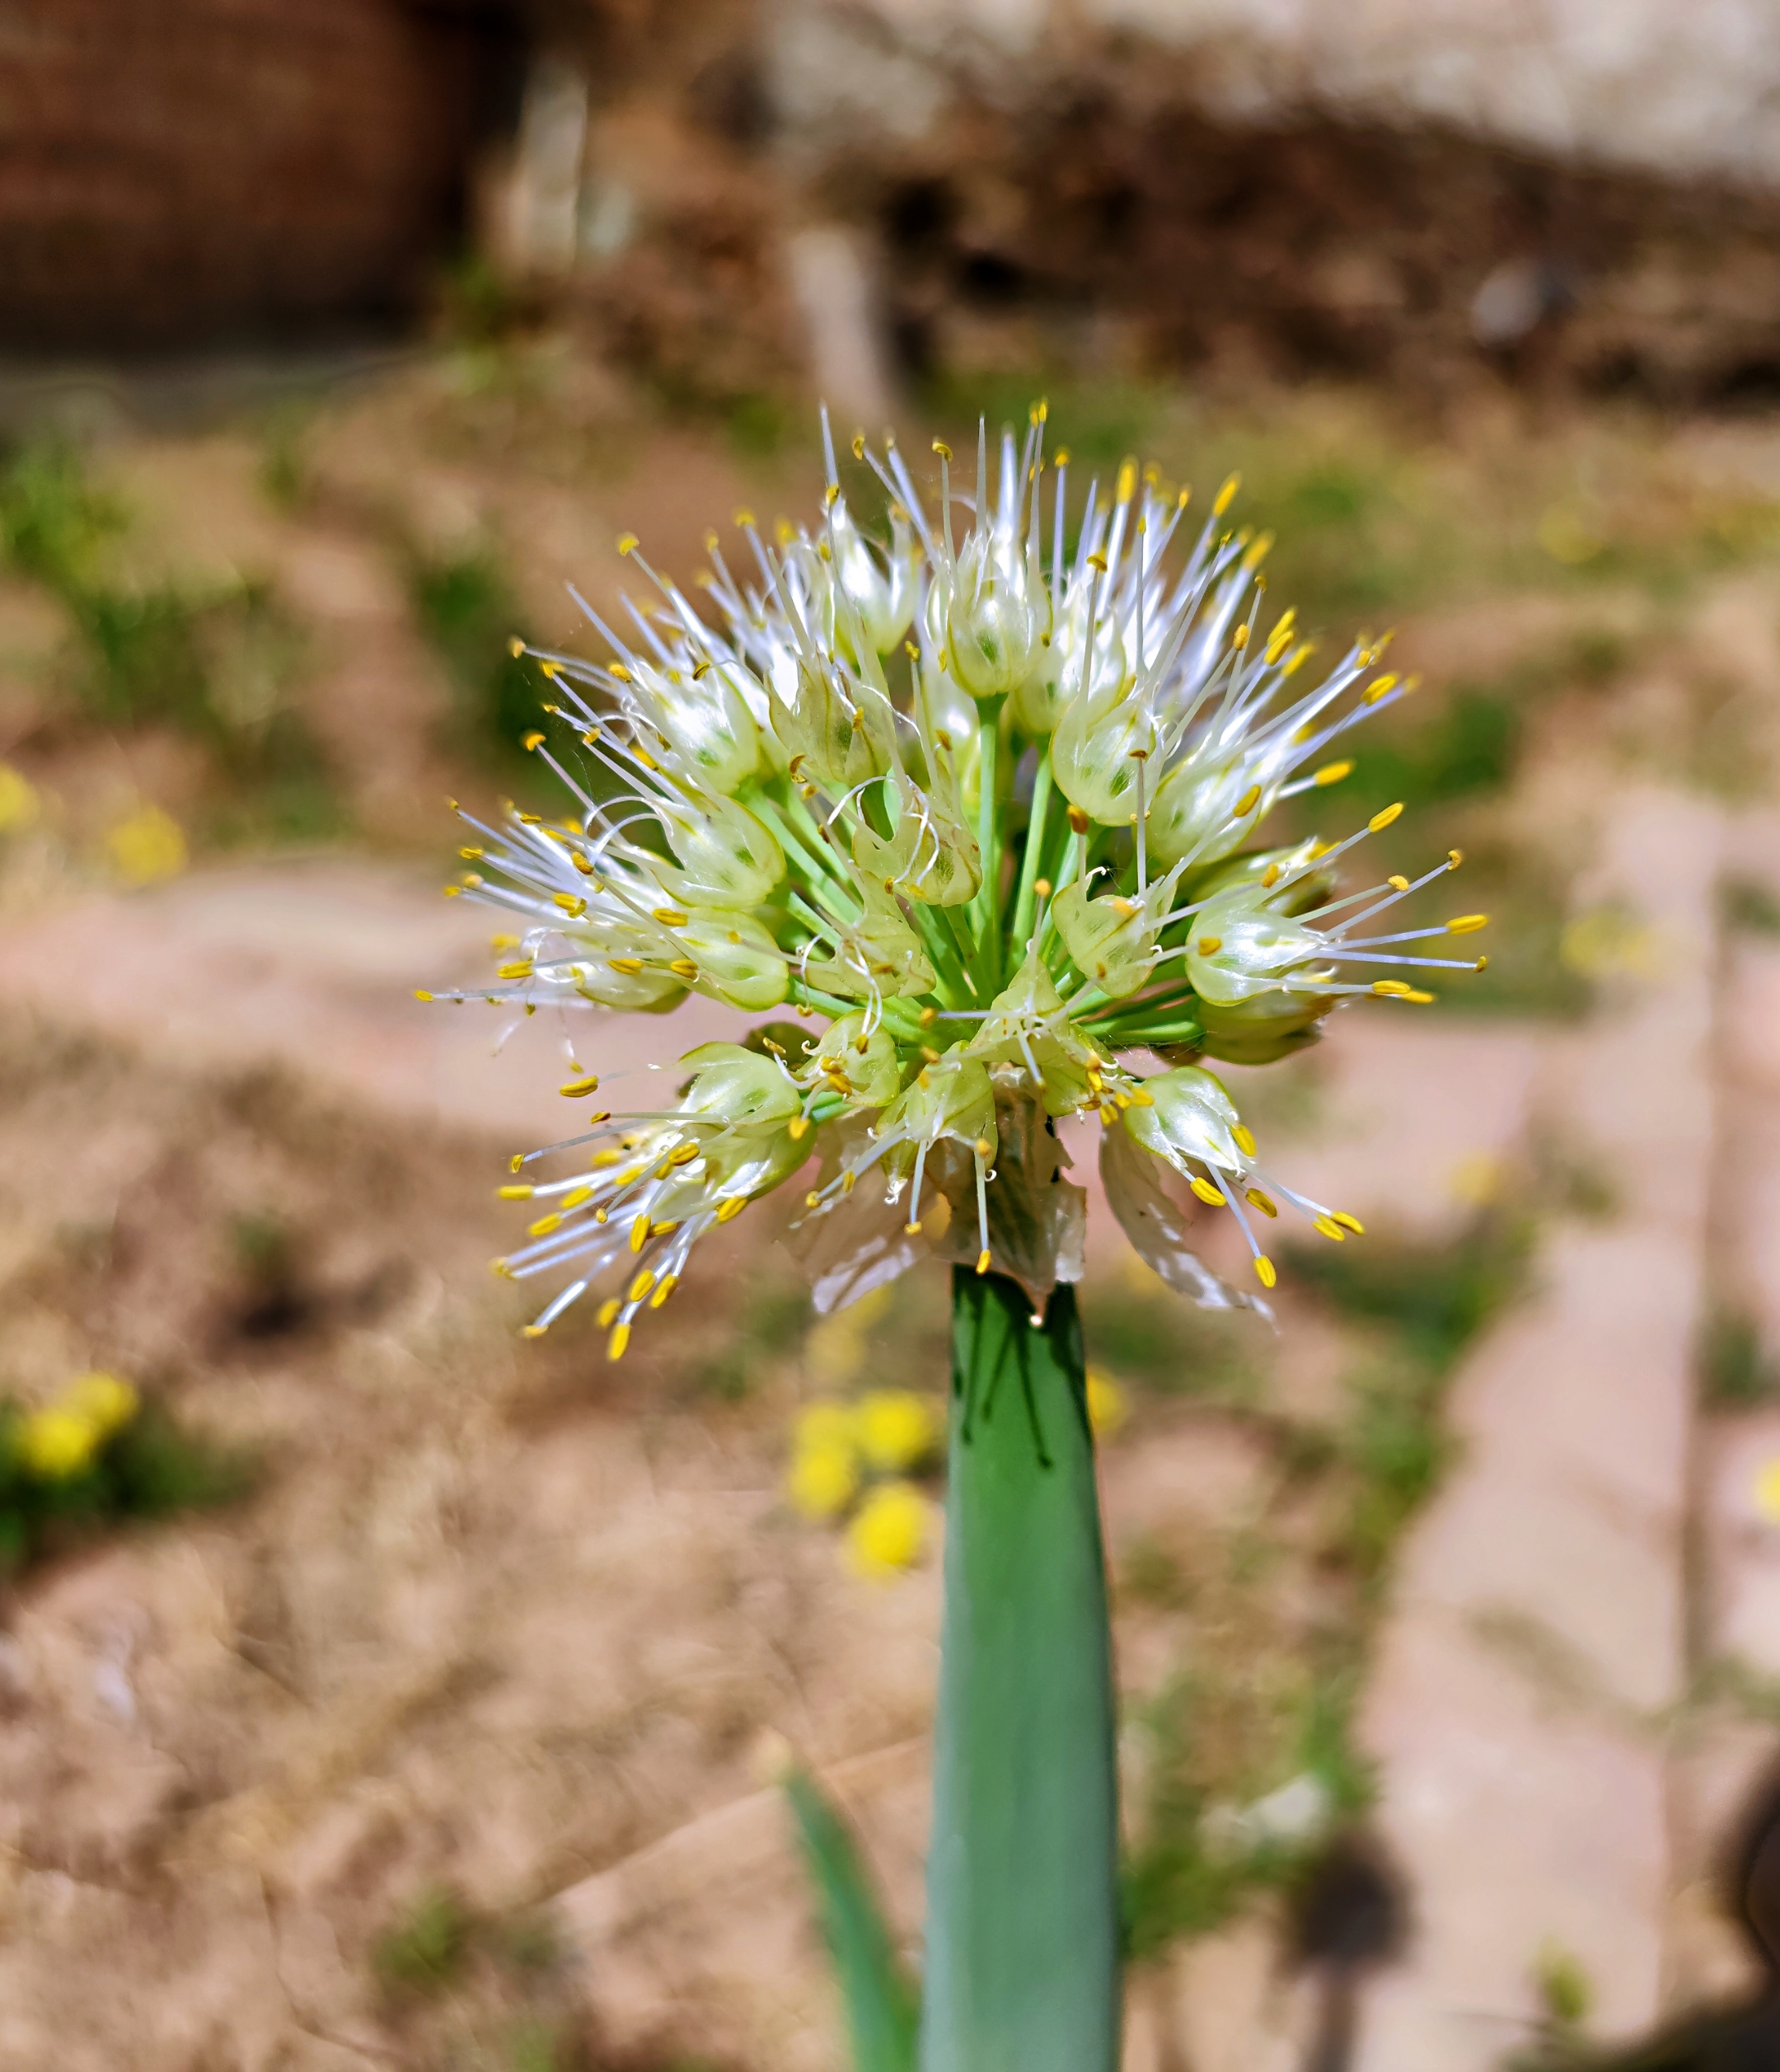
[0,856,752,1151]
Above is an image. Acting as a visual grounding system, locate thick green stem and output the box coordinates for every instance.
[920,1269,1121,2072]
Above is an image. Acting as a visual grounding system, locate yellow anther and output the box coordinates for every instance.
[499,1184,535,1200]
[590,1149,620,1168]
[414,989,434,1002]
[775,518,795,546]
[607,957,644,974]
[1314,761,1353,786]
[1332,1212,1365,1235]
[553,893,587,916]
[1233,1123,1257,1156]
[1189,1176,1225,1206]
[1362,673,1400,705]
[1253,1256,1277,1289]
[597,1298,621,1327]
[498,960,534,980]
[522,731,545,751]
[716,1197,747,1222]
[570,849,596,877]
[1446,914,1489,934]
[920,1046,941,1065]
[607,1323,630,1362]
[1261,862,1281,888]
[789,1116,810,1141]
[669,959,698,979]
[539,661,560,681]
[1475,955,1488,972]
[1213,472,1240,516]
[1245,1188,1278,1216]
[1116,458,1136,504]
[1098,1104,1116,1125]
[919,1005,937,1025]
[1034,876,1052,898]
[528,1213,562,1237]
[1372,979,1412,996]
[1404,988,1436,1004]
[508,635,525,658]
[653,907,690,926]
[630,1212,650,1252]
[561,1186,593,1209]
[1447,848,1464,868]
[824,482,841,509]
[1368,803,1404,832]
[1282,643,1314,677]
[629,1268,656,1303]
[1067,804,1091,835]
[1314,1214,1347,1241]
[651,1275,678,1309]
[490,1258,512,1277]
[977,1248,991,1274]
[1241,530,1274,571]
[1128,1087,1153,1106]
[1389,874,1409,891]
[459,845,484,860]
[905,1219,923,1235]
[841,1171,857,1193]
[510,1153,525,1173]
[931,439,953,461]
[1087,552,1108,574]
[608,662,630,682]
[668,1142,700,1166]
[522,1323,547,1339]
[1232,785,1262,819]
[1197,935,1223,955]
[734,507,756,528]
[1403,673,1422,694]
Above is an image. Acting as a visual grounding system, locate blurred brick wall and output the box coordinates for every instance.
[0,0,522,351]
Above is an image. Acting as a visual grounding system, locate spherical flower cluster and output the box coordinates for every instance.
[424,413,1487,1351]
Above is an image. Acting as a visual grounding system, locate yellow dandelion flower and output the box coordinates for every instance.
[792,1400,858,1457]
[61,1371,138,1439]
[19,1405,102,1479]
[107,804,187,887]
[854,1390,943,1473]
[846,1481,930,1577]
[1085,1367,1128,1438]
[788,1440,860,1520]
[0,762,39,832]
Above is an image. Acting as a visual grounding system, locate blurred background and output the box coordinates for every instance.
[7,3,1780,2068]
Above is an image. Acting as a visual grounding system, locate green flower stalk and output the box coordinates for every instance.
[423,410,1484,2065]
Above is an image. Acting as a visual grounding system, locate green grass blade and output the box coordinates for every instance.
[920,1268,1121,2072]
[785,1765,920,2072]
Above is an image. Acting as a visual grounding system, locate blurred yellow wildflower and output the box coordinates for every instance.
[855,1390,943,1473]
[788,1440,860,1520]
[63,1371,138,1439]
[107,804,187,887]
[793,1400,857,1456]
[1085,1367,1128,1438]
[847,1481,930,1577]
[1448,1151,1505,1207]
[20,1405,102,1479]
[0,762,39,832]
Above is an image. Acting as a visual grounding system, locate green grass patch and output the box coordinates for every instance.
[0,439,340,841]
[1122,1658,1370,1961]
[372,1884,471,1997]
[1700,1307,1779,1409]
[0,1394,251,1574]
[410,546,548,774]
